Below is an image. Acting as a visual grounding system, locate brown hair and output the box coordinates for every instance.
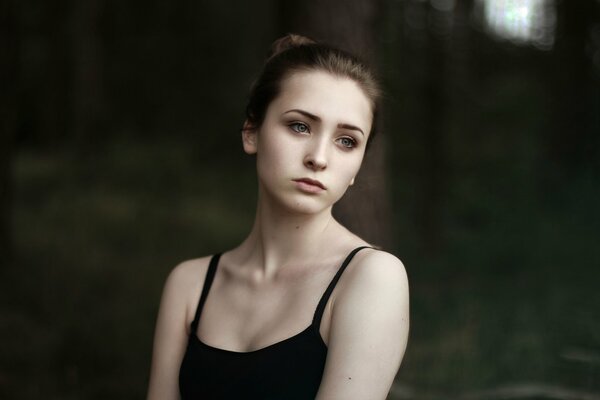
[245,34,381,148]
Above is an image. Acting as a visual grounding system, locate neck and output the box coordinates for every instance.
[235,192,341,279]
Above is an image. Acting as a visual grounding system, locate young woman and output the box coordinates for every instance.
[147,34,409,400]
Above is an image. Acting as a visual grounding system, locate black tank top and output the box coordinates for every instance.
[178,246,371,400]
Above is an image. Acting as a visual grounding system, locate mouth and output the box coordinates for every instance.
[293,178,327,190]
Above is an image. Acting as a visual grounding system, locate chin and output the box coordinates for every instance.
[259,181,346,215]
[286,197,331,215]
[266,191,332,216]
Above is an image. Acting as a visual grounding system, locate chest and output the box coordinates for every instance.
[194,263,338,353]
[180,322,327,400]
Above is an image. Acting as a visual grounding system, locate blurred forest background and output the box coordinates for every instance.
[1,0,599,399]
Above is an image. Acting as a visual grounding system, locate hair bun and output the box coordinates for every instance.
[268,33,316,59]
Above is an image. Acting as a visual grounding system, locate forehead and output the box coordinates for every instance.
[269,70,373,134]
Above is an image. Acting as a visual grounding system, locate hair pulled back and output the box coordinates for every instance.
[245,34,381,147]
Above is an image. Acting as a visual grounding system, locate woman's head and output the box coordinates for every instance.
[244,34,381,148]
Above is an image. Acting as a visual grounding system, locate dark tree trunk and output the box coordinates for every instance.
[547,0,599,177]
[42,0,71,147]
[400,0,454,255]
[69,0,106,151]
[277,0,393,249]
[418,5,447,255]
[0,0,17,266]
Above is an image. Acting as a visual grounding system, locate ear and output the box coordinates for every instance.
[349,177,355,186]
[241,120,258,154]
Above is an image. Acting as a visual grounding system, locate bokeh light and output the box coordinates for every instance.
[479,0,556,50]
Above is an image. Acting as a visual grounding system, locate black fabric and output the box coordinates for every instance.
[179,246,371,400]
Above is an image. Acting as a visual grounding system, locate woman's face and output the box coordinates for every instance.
[243,70,373,215]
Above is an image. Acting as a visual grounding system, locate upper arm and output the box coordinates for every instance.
[147,260,204,400]
[315,251,409,400]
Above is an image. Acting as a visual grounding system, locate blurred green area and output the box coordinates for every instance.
[1,0,599,399]
[3,138,257,398]
[4,137,599,399]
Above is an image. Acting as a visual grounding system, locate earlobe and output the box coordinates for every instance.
[241,120,258,154]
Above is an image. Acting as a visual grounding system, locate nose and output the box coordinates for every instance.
[303,138,328,171]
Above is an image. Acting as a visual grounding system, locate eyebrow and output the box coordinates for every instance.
[283,109,365,136]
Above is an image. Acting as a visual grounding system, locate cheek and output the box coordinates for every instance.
[343,152,365,177]
[255,131,295,180]
[332,157,364,191]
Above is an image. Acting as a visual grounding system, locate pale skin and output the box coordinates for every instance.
[147,70,409,400]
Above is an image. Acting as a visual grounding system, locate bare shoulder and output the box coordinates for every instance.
[337,248,409,301]
[330,247,410,342]
[147,255,214,399]
[165,256,213,292]
[316,248,409,398]
[159,255,215,324]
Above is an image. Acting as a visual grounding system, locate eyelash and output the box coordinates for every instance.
[288,122,310,134]
[337,137,357,149]
[287,121,358,149]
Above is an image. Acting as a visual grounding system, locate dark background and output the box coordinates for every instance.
[1,0,599,399]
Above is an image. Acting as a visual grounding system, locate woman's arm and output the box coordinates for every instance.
[315,250,409,400]
[147,260,202,400]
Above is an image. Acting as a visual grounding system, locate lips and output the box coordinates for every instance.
[293,178,326,190]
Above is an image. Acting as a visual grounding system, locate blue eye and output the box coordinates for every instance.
[289,122,310,134]
[338,137,357,149]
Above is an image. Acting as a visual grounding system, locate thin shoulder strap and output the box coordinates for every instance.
[312,246,372,328]
[190,253,222,332]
